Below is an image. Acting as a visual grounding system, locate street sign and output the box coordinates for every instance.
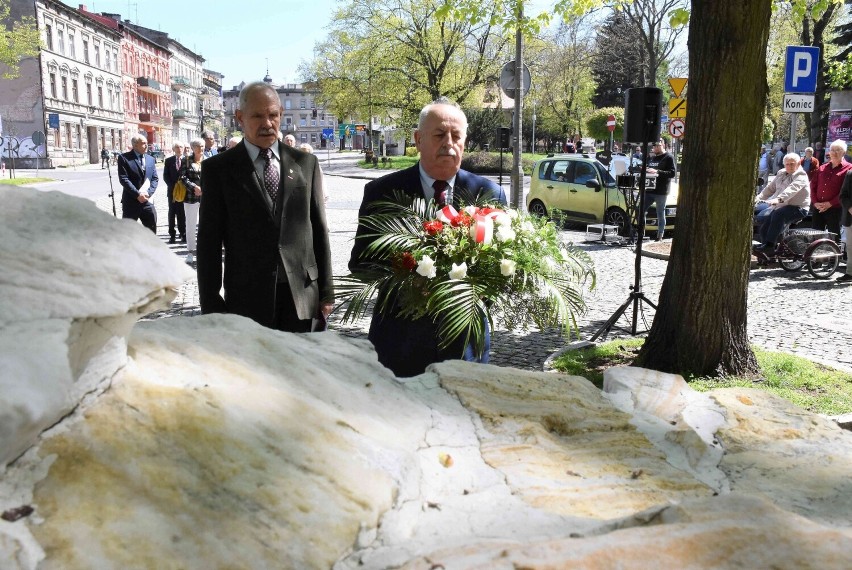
[784,46,820,94]
[606,114,616,132]
[499,60,532,98]
[668,98,687,118]
[668,78,688,98]
[321,128,333,140]
[48,113,59,129]
[661,113,669,124]
[668,118,685,138]
[783,93,815,113]
[31,131,45,145]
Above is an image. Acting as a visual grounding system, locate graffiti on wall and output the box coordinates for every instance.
[0,135,45,160]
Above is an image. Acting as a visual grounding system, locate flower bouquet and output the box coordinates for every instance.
[337,191,595,356]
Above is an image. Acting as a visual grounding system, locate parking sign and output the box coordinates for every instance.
[784,46,820,94]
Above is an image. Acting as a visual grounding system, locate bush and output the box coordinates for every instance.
[405,146,419,157]
[462,151,537,175]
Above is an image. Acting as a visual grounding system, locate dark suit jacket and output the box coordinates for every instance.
[349,164,507,377]
[196,141,333,328]
[117,150,159,204]
[162,155,182,195]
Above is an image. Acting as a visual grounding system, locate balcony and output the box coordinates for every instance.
[172,108,190,119]
[136,77,164,94]
[138,112,166,126]
[171,75,191,90]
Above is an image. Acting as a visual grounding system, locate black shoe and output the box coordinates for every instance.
[835,274,852,282]
[180,235,187,243]
[168,236,176,244]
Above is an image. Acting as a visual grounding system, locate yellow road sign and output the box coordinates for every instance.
[669,98,687,118]
[668,77,688,98]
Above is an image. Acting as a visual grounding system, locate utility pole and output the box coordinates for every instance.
[510,2,524,209]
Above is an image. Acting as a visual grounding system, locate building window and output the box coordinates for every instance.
[72,79,79,103]
[69,33,75,58]
[83,39,89,63]
[61,76,68,100]
[75,124,81,148]
[45,24,53,51]
[285,100,291,110]
[285,117,292,125]
[49,73,57,98]
[311,119,316,127]
[311,133,317,143]
[94,44,100,67]
[300,99,306,109]
[86,82,92,105]
[300,117,306,127]
[97,86,103,108]
[57,28,64,55]
[64,123,72,148]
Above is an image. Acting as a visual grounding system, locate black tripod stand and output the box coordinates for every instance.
[106,155,117,217]
[590,135,658,341]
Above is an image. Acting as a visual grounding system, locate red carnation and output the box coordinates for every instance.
[423,220,444,235]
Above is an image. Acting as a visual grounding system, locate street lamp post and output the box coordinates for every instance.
[531,100,536,155]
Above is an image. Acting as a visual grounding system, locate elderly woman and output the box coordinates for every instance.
[179,137,204,264]
[800,147,820,182]
[753,152,810,252]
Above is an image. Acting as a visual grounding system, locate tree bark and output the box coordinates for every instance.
[634,0,771,376]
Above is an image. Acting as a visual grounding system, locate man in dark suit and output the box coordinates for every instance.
[117,135,159,233]
[349,97,508,377]
[162,141,186,244]
[197,81,333,333]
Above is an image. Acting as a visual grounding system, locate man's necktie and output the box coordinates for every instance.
[433,179,448,207]
[261,148,279,202]
[175,158,181,172]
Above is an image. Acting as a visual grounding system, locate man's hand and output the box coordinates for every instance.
[194,186,202,196]
[137,193,149,203]
[320,302,333,319]
[815,201,831,213]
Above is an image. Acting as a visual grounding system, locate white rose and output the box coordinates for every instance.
[449,262,468,280]
[493,212,512,227]
[496,224,516,242]
[500,259,517,276]
[522,221,535,233]
[416,255,437,279]
[463,205,478,216]
[507,209,519,219]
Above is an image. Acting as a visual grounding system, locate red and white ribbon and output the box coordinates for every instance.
[469,214,494,244]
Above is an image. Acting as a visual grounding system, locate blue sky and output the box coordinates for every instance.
[84,0,340,88]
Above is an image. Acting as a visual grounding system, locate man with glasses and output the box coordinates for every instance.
[643,139,676,241]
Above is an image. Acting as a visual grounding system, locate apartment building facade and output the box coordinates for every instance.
[222,78,338,150]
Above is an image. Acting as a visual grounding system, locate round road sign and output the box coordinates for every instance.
[606,114,616,132]
[32,131,46,145]
[668,118,685,139]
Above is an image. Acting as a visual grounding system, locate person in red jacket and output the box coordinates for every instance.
[809,140,852,242]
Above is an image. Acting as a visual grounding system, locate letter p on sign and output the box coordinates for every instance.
[784,46,820,94]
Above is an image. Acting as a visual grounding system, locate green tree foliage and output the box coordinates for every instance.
[827,12,851,89]
[585,106,624,140]
[0,0,40,79]
[533,20,597,144]
[612,0,687,89]
[464,107,505,150]
[591,10,644,107]
[302,0,507,133]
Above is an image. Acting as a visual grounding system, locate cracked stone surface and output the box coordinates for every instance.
[0,189,193,468]
[3,187,852,568]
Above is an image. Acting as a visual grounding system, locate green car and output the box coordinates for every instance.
[525,154,679,236]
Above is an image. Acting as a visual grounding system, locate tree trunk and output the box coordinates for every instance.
[634,0,771,377]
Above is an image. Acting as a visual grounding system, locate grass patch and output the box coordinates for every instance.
[551,339,852,416]
[358,156,418,170]
[0,177,53,186]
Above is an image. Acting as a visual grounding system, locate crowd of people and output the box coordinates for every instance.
[754,139,852,283]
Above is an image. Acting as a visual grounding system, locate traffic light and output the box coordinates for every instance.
[312,109,317,118]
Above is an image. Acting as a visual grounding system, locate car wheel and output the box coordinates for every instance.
[605,207,629,235]
[528,200,549,219]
